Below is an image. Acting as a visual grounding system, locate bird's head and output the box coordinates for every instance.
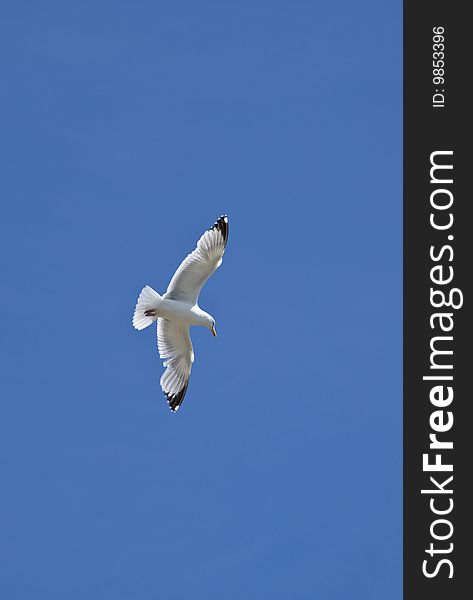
[208,316,217,337]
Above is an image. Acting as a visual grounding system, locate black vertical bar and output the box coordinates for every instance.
[404,2,471,598]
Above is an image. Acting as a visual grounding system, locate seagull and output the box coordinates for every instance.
[132,215,229,412]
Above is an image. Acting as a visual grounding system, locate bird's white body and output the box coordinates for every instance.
[153,298,213,328]
[132,215,228,412]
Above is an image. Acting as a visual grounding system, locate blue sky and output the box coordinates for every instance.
[0,1,401,598]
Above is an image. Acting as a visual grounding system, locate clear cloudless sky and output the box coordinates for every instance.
[0,1,401,598]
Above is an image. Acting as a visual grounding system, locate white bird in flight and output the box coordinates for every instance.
[132,215,229,412]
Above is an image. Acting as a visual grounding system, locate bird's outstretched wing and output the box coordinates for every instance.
[157,318,194,412]
[164,215,229,304]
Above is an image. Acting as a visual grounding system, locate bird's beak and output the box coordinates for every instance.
[211,325,217,337]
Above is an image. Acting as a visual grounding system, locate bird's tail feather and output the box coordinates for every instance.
[132,285,162,330]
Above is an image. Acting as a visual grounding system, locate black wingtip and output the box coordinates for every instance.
[165,383,189,412]
[209,214,229,246]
